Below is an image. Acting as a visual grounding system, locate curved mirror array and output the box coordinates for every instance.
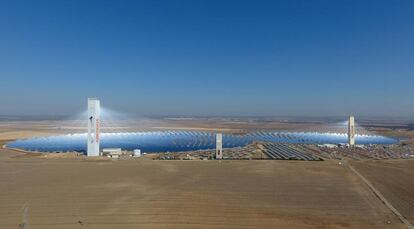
[7,131,397,153]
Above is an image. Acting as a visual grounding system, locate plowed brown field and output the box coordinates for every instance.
[351,160,414,225]
[0,152,404,229]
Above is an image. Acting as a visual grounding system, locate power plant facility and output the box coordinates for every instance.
[348,116,355,146]
[8,126,396,154]
[6,99,398,156]
[87,98,100,156]
[216,133,223,159]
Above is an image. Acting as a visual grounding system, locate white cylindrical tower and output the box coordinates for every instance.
[87,98,100,156]
[348,116,355,146]
[216,133,223,159]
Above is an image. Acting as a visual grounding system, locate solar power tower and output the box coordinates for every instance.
[348,116,355,146]
[87,98,100,156]
[216,133,223,159]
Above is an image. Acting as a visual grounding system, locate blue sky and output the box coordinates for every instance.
[0,0,413,117]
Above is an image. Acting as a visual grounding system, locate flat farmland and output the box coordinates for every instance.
[0,155,403,229]
[351,160,414,225]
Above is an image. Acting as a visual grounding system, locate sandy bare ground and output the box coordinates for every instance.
[0,151,404,229]
[351,160,414,225]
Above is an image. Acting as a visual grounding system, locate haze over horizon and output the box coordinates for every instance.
[1,0,413,117]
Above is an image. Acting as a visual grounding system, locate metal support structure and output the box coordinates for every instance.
[87,98,100,156]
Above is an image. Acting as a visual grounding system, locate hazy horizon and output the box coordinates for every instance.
[1,0,413,117]
[1,113,413,124]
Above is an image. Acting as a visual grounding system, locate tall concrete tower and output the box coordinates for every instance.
[87,98,100,156]
[348,116,355,146]
[216,133,223,160]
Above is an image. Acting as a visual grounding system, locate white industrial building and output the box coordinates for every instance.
[102,148,122,158]
[133,149,141,157]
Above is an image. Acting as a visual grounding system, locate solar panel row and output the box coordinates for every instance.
[262,143,321,161]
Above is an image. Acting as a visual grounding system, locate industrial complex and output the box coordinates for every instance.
[5,98,407,165]
[4,98,407,161]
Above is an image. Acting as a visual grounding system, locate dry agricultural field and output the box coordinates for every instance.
[0,155,407,229]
